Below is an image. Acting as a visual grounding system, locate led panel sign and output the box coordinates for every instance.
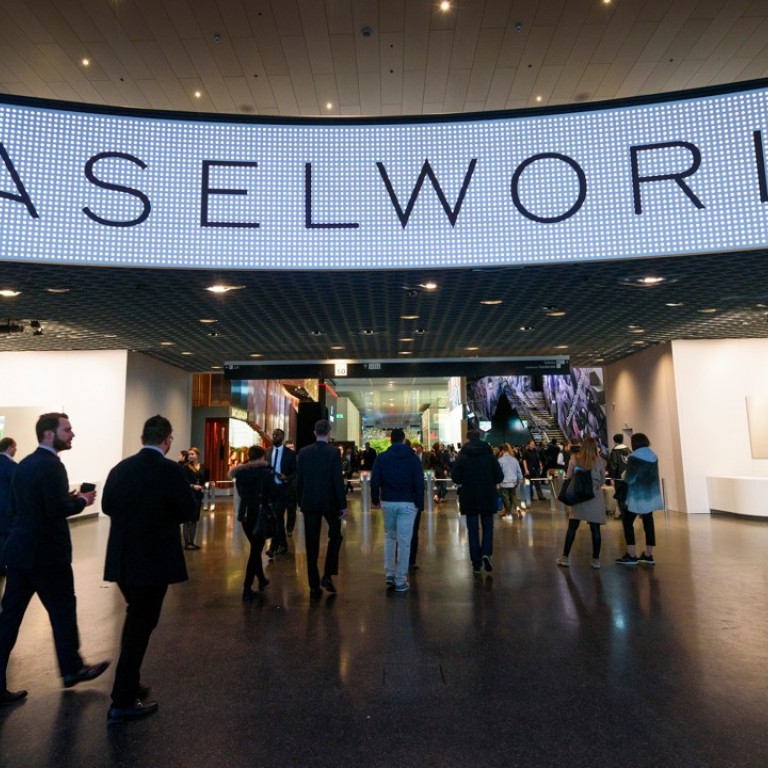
[1,82,768,271]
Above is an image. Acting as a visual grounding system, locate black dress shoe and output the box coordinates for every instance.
[63,661,110,688]
[107,699,159,724]
[320,576,336,593]
[309,588,323,600]
[0,689,28,706]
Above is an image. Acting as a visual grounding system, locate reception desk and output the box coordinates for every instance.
[706,476,768,518]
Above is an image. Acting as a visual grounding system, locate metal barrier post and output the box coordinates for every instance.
[360,471,371,514]
[424,471,434,514]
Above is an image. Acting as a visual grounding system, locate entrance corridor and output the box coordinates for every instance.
[1,494,766,768]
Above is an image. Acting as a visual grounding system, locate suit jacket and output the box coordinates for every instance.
[102,447,197,586]
[267,445,297,485]
[0,452,18,535]
[4,446,87,568]
[296,440,346,514]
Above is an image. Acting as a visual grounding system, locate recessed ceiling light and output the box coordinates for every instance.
[81,57,91,67]
[309,330,324,336]
[519,325,534,331]
[629,329,645,334]
[699,308,717,314]
[206,285,245,294]
[249,353,262,358]
[536,95,542,102]
[330,345,344,350]
[181,351,194,355]
[595,357,605,362]
[361,329,375,335]
[420,282,438,290]
[555,345,568,350]
[465,346,479,351]
[199,318,218,324]
[45,288,70,294]
[207,331,221,337]
[631,340,646,345]
[546,311,567,317]
[0,289,21,297]
[194,90,202,99]
[665,302,684,307]
[326,102,333,110]
[398,351,412,355]
[399,337,414,342]
[481,299,503,305]
[103,334,117,338]
[159,341,175,346]
[440,1,451,11]
[211,365,222,369]
[414,328,428,334]
[400,314,419,320]
[620,275,673,288]
[640,276,665,285]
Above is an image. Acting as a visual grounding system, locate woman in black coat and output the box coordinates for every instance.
[451,430,504,575]
[230,446,273,600]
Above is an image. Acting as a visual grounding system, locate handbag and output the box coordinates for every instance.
[252,503,276,539]
[558,469,595,505]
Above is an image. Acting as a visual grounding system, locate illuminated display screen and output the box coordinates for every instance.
[1,81,767,271]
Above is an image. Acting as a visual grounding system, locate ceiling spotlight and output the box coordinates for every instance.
[399,337,414,342]
[620,275,672,288]
[330,345,344,350]
[439,1,451,11]
[420,282,438,290]
[181,351,194,355]
[0,289,21,297]
[465,346,479,351]
[699,308,717,314]
[249,353,262,358]
[519,325,534,331]
[414,328,428,335]
[207,331,221,337]
[400,314,419,320]
[665,302,684,307]
[555,345,568,350]
[361,329,375,335]
[45,288,70,294]
[309,330,324,336]
[398,351,412,355]
[326,102,333,110]
[206,284,244,294]
[194,90,202,99]
[160,341,175,346]
[81,57,91,67]
[481,299,503,305]
[640,276,665,285]
[199,318,218,324]
[546,311,567,317]
[536,96,542,102]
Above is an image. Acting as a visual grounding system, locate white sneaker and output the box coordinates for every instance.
[591,559,601,569]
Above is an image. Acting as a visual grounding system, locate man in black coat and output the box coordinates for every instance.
[296,420,347,599]
[451,430,504,576]
[0,413,107,707]
[102,414,197,723]
[265,428,297,557]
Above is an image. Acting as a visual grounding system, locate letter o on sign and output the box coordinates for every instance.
[510,152,587,224]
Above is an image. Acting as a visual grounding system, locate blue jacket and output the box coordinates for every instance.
[370,443,424,510]
[625,446,663,514]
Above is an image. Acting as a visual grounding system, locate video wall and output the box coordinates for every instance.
[2,80,768,271]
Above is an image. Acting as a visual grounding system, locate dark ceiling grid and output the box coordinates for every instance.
[3,251,768,371]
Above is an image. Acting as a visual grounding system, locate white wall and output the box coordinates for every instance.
[0,350,128,511]
[671,339,768,514]
[124,352,192,457]
[604,343,683,512]
[334,396,361,444]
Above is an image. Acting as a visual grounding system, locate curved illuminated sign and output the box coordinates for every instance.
[1,80,768,271]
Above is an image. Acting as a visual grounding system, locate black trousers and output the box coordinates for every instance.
[111,583,168,707]
[270,484,289,549]
[302,510,343,591]
[0,563,83,689]
[409,508,423,567]
[241,518,266,589]
[563,519,602,558]
[622,510,656,547]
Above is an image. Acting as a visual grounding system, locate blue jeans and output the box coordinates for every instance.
[382,501,417,586]
[465,514,493,568]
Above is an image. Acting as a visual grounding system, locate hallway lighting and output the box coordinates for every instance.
[546,310,567,317]
[206,284,244,294]
[420,282,438,290]
[45,288,70,294]
[480,299,503,305]
[330,345,344,350]
[399,337,414,342]
[249,353,262,357]
[0,289,21,297]
[439,1,451,11]
[465,346,479,351]
[160,341,175,346]
[666,302,684,307]
[400,315,419,320]
[199,318,218,324]
[640,276,665,285]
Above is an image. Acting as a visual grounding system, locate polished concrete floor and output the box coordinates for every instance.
[1,490,767,768]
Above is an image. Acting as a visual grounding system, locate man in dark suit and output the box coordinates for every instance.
[265,428,297,558]
[0,413,108,707]
[296,420,347,600]
[102,414,197,724]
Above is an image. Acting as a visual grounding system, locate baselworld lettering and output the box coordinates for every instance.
[2,133,768,227]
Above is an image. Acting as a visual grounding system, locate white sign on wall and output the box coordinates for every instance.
[1,82,768,271]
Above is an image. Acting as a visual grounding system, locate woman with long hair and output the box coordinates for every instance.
[556,435,607,569]
[181,446,205,550]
